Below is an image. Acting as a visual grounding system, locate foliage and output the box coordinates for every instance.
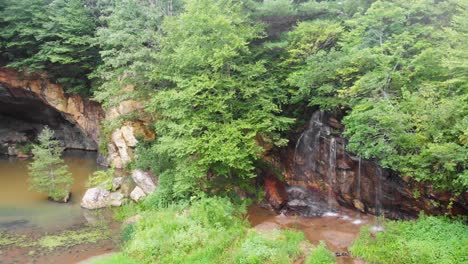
[146,0,293,198]
[86,168,115,190]
[351,214,468,264]
[305,241,335,264]
[108,196,307,264]
[28,126,73,202]
[16,142,34,155]
[286,0,468,192]
[0,0,99,95]
[234,229,304,264]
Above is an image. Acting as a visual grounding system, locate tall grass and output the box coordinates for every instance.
[350,214,468,264]
[95,196,315,264]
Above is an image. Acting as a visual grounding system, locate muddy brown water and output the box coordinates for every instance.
[0,151,370,263]
[0,151,119,264]
[248,206,370,264]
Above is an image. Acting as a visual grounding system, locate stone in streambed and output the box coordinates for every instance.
[109,191,124,207]
[130,186,146,202]
[81,187,110,209]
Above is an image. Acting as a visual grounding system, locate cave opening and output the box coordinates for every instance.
[0,85,97,156]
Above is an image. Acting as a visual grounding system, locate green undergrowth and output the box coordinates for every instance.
[97,196,336,264]
[305,241,335,264]
[350,214,468,264]
[0,224,109,251]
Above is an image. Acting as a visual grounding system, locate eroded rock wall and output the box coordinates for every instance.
[277,110,467,219]
[0,69,103,145]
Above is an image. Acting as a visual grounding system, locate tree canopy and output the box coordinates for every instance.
[1,0,467,194]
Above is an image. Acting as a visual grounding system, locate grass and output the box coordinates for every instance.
[305,241,335,264]
[90,253,139,264]
[94,196,315,264]
[350,214,468,264]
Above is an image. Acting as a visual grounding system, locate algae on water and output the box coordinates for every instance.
[0,225,110,251]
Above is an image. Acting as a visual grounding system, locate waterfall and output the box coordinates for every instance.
[293,132,305,164]
[328,137,336,211]
[294,111,323,171]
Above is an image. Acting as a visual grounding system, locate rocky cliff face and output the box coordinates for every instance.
[0,68,151,168]
[104,89,155,168]
[272,110,467,219]
[0,69,103,148]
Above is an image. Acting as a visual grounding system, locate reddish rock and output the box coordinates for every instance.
[264,175,288,210]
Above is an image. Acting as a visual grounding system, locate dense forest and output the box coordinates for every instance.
[0,0,467,263]
[1,0,466,195]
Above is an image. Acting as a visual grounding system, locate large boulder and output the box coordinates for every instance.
[130,186,146,202]
[81,187,110,209]
[131,170,157,195]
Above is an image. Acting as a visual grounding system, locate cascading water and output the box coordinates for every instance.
[293,111,327,173]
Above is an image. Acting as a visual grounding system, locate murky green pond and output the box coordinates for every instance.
[0,151,119,264]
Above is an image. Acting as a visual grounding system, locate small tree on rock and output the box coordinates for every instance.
[28,126,73,202]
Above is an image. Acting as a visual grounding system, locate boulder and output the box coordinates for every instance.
[130,186,146,202]
[81,187,110,209]
[109,191,124,207]
[112,177,124,191]
[131,170,156,195]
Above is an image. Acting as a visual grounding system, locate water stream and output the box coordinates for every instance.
[248,205,368,264]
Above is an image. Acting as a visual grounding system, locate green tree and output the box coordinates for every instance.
[145,0,293,198]
[92,0,183,109]
[287,0,468,192]
[28,126,73,202]
[0,0,99,95]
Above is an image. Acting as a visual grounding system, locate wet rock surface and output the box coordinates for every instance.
[264,175,288,210]
[280,110,467,219]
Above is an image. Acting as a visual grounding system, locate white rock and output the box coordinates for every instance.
[130,186,146,202]
[81,187,110,209]
[109,191,124,207]
[131,169,156,194]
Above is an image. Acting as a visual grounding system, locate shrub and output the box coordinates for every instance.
[86,168,115,190]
